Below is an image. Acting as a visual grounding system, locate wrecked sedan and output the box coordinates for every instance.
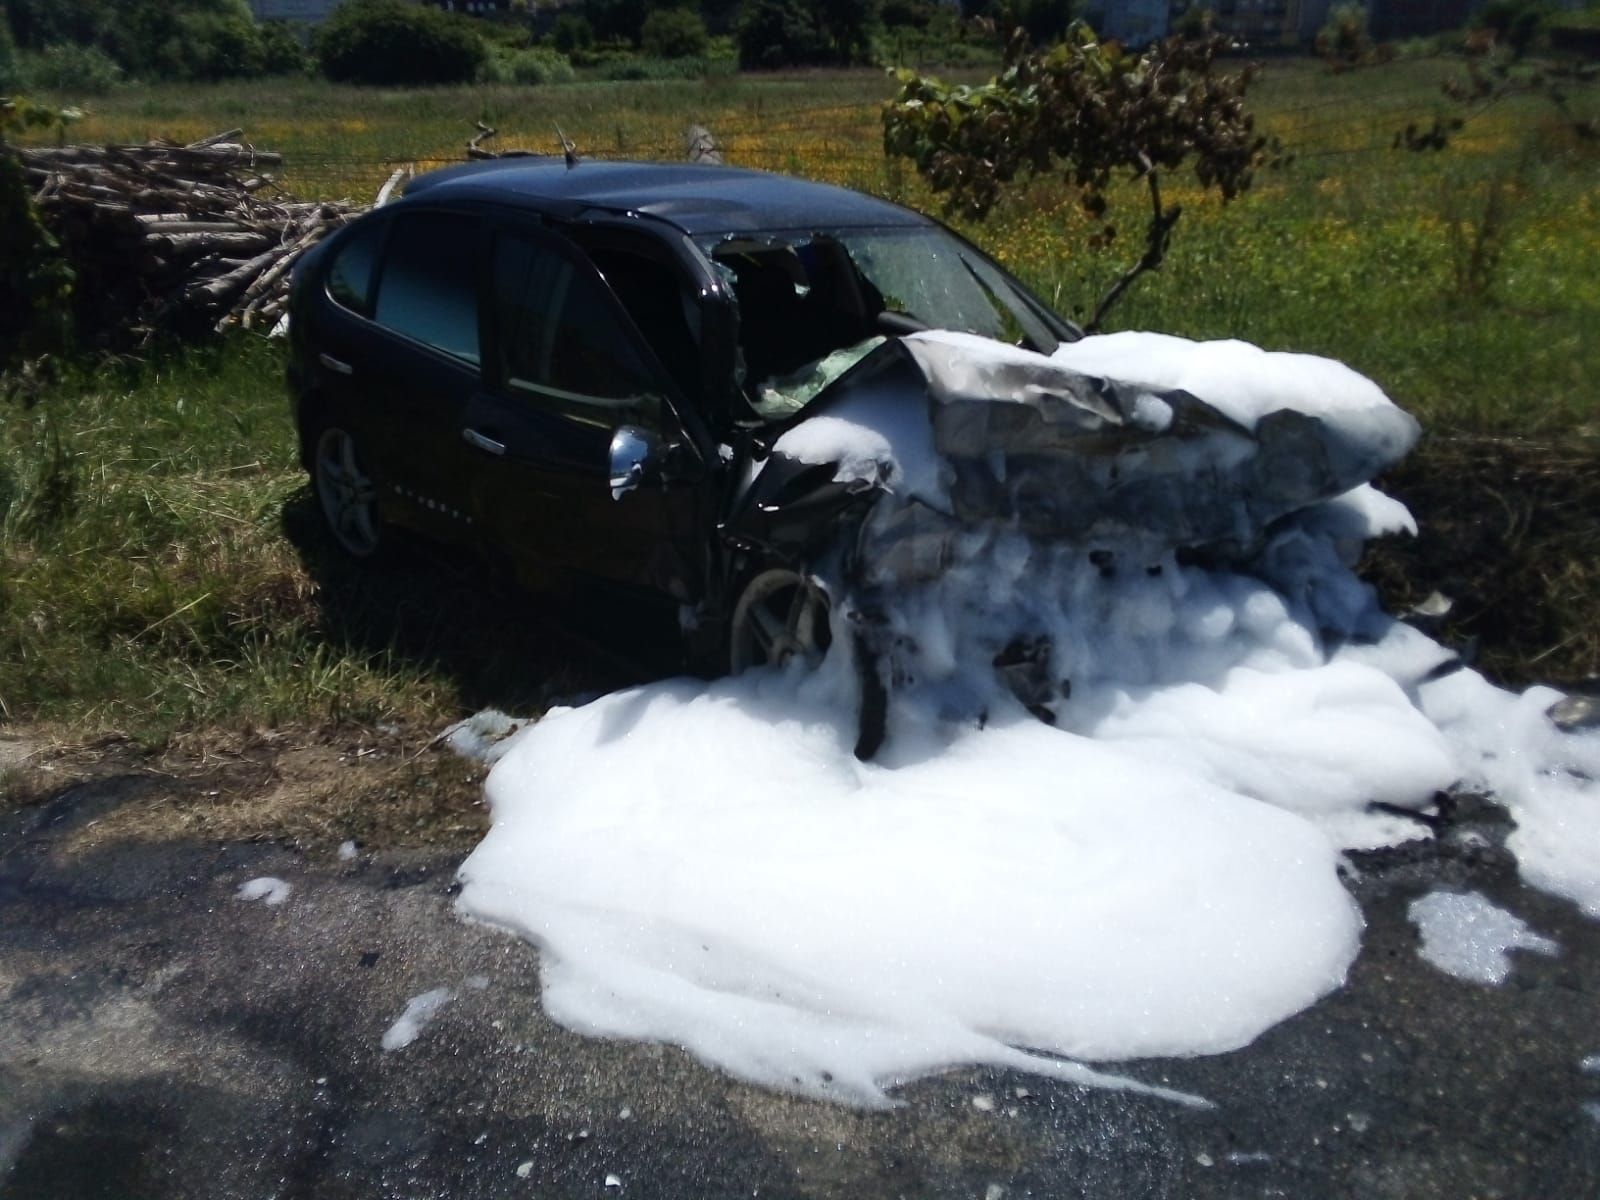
[288,159,1414,754]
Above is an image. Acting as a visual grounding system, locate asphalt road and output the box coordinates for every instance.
[3,768,1598,1199]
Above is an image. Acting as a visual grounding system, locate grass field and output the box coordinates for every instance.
[3,57,1598,745]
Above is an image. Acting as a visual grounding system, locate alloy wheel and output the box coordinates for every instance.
[313,426,381,558]
[730,568,832,673]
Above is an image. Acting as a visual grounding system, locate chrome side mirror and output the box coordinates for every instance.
[608,425,663,500]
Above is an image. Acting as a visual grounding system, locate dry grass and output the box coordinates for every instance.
[19,723,495,853]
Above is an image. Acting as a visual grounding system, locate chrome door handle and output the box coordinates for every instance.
[462,427,506,456]
[318,352,353,376]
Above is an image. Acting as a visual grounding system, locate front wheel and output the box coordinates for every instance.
[728,568,832,673]
[312,425,383,559]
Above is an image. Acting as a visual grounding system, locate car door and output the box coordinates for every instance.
[320,207,485,543]
[460,222,706,604]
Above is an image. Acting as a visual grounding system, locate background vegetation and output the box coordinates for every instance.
[2,53,1597,742]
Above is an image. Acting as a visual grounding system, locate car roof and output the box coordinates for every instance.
[404,157,930,236]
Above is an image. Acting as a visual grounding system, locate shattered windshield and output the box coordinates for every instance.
[835,228,1057,347]
[702,226,1067,419]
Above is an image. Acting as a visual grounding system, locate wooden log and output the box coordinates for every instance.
[686,124,723,164]
[185,129,244,149]
[185,247,283,305]
[150,231,276,255]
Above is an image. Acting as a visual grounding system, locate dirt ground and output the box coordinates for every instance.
[3,723,1599,1199]
[0,721,492,857]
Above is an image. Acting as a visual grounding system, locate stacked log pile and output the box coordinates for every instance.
[15,129,359,345]
[9,121,726,350]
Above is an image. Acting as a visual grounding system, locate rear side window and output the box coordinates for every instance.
[491,232,662,424]
[371,212,480,365]
[325,220,383,316]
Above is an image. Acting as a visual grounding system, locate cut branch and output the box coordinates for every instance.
[9,130,358,346]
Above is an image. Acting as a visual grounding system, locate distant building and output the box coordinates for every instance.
[248,0,342,21]
[247,0,518,23]
[1294,0,1333,43]
[1366,0,1473,40]
[1092,0,1301,48]
[1097,0,1172,45]
[422,0,516,13]
[1169,0,1299,45]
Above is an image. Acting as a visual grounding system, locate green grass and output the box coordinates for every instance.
[1,339,636,741]
[4,57,1597,742]
[0,340,432,738]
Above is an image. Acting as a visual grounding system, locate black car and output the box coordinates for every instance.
[288,160,1080,665]
[288,157,1404,753]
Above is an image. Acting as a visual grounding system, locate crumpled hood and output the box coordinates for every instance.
[755,330,1419,568]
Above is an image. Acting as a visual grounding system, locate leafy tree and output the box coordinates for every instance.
[4,0,289,81]
[880,0,935,28]
[737,0,828,66]
[257,20,310,75]
[0,16,24,91]
[580,0,651,44]
[883,24,1274,329]
[1475,0,1551,57]
[141,6,269,81]
[700,0,745,36]
[641,7,709,57]
[316,0,487,85]
[3,0,116,54]
[1315,3,1382,69]
[736,0,878,66]
[1393,22,1598,151]
[814,0,879,60]
[550,12,595,53]
[1171,4,1209,40]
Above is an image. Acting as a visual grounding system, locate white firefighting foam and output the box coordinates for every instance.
[456,333,1600,1107]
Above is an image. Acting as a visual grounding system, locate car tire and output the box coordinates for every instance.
[727,567,888,760]
[311,424,384,560]
[728,567,832,674]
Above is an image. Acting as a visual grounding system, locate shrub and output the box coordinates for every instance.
[316,0,487,85]
[640,7,709,57]
[587,51,726,78]
[20,43,123,93]
[480,45,575,85]
[550,13,595,53]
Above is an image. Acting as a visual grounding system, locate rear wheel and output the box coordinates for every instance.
[313,425,382,559]
[729,568,832,673]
